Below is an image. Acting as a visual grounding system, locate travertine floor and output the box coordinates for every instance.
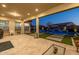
[0,34,78,55]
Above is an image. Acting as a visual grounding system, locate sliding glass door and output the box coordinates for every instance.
[0,20,9,36]
[15,22,21,34]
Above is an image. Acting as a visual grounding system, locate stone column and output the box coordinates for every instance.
[9,19,15,35]
[35,17,39,38]
[21,20,24,34]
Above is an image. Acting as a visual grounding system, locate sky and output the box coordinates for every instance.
[31,8,79,26]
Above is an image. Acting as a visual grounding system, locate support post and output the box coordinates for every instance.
[9,19,15,35]
[35,17,39,38]
[21,20,24,34]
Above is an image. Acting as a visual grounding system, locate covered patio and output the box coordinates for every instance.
[0,3,79,55]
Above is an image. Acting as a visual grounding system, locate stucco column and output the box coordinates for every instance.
[9,19,15,35]
[35,17,39,38]
[21,20,24,34]
[29,23,31,33]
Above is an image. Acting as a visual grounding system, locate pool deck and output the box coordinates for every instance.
[0,34,78,55]
[47,35,63,42]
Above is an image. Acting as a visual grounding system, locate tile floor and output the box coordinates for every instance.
[0,34,78,55]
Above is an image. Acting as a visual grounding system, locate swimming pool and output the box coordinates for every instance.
[31,26,75,36]
[40,29,75,36]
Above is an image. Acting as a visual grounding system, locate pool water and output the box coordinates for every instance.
[31,27,75,36]
[40,29,75,36]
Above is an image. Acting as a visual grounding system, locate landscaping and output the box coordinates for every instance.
[62,36,73,45]
[39,33,73,45]
[39,33,51,39]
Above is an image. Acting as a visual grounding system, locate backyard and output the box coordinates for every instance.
[62,36,72,45]
[39,33,73,45]
[26,31,73,45]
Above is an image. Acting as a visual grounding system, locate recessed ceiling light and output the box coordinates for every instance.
[35,8,39,12]
[27,13,30,16]
[1,4,7,8]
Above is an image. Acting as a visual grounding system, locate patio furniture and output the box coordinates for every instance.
[0,29,4,39]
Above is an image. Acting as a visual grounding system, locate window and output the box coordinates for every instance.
[15,22,21,34]
[0,20,9,31]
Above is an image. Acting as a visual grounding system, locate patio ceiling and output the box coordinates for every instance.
[0,3,63,20]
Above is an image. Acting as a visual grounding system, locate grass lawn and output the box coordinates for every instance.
[39,33,73,45]
[39,33,51,39]
[62,36,73,45]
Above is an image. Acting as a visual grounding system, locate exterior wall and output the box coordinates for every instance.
[0,17,22,35]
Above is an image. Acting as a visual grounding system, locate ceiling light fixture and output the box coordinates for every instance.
[35,8,39,12]
[27,13,30,16]
[1,4,7,8]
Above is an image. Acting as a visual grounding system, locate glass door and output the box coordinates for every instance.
[24,23,30,34]
[0,20,9,36]
[15,22,21,34]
